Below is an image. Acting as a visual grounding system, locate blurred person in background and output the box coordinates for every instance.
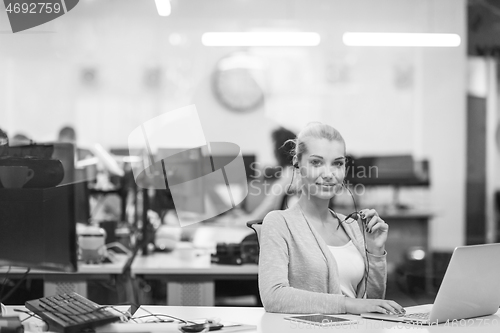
[248,126,298,220]
[223,127,298,225]
[10,133,32,146]
[0,128,8,156]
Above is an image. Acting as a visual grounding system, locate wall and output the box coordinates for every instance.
[0,0,466,249]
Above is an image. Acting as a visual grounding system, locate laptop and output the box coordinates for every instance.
[361,243,500,324]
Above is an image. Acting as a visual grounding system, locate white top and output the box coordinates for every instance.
[327,240,365,298]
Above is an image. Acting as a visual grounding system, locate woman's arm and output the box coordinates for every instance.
[258,212,347,314]
[358,209,388,299]
[365,252,387,299]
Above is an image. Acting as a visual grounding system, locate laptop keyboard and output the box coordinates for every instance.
[402,312,430,320]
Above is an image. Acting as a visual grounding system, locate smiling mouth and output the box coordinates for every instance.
[316,183,336,187]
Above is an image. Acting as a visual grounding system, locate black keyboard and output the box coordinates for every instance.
[25,292,121,333]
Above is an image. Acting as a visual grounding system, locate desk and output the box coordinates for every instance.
[5,305,500,333]
[131,251,258,306]
[0,254,129,298]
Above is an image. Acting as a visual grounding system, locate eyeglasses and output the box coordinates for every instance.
[336,211,360,230]
[335,185,360,231]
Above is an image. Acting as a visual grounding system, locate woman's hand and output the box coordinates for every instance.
[359,209,388,255]
[345,297,405,315]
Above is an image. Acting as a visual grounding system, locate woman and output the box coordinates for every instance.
[258,122,405,315]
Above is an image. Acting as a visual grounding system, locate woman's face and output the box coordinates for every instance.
[298,138,346,201]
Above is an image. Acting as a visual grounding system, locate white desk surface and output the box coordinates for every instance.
[131,251,258,276]
[132,224,257,277]
[5,305,500,333]
[0,253,130,276]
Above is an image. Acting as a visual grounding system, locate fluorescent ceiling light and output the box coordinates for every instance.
[202,32,321,46]
[343,32,461,47]
[155,0,171,17]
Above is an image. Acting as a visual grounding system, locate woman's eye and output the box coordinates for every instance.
[311,160,321,166]
[334,161,345,167]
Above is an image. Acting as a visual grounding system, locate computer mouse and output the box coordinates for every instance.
[179,323,223,332]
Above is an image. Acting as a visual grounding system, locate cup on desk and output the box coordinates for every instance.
[176,243,197,261]
[78,226,107,264]
[0,166,34,188]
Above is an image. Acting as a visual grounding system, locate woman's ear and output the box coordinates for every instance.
[292,156,299,169]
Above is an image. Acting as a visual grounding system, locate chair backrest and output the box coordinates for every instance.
[246,220,263,247]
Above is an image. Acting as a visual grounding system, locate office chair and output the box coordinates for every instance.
[213,220,263,307]
[245,220,263,247]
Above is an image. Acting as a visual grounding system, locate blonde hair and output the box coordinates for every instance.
[288,122,346,164]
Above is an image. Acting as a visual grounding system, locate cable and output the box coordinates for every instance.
[14,308,50,327]
[112,301,194,324]
[105,242,132,256]
[0,267,30,303]
[339,182,370,298]
[283,165,297,209]
[132,314,178,323]
[0,265,12,301]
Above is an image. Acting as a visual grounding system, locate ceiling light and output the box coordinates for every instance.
[155,0,171,17]
[202,32,321,47]
[343,32,461,47]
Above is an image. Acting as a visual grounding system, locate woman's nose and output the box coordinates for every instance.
[322,165,336,178]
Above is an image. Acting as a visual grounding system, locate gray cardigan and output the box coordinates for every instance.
[258,204,387,314]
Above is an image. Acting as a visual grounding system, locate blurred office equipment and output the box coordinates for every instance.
[133,147,204,253]
[346,155,429,184]
[202,154,256,213]
[0,143,64,189]
[156,147,204,214]
[0,185,78,272]
[345,155,429,209]
[52,142,77,186]
[51,142,92,224]
[203,154,256,181]
[211,231,259,266]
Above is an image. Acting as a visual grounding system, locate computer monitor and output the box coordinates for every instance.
[51,142,76,186]
[50,142,92,224]
[0,183,78,272]
[344,155,430,186]
[155,147,205,214]
[203,154,256,181]
[202,154,256,212]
